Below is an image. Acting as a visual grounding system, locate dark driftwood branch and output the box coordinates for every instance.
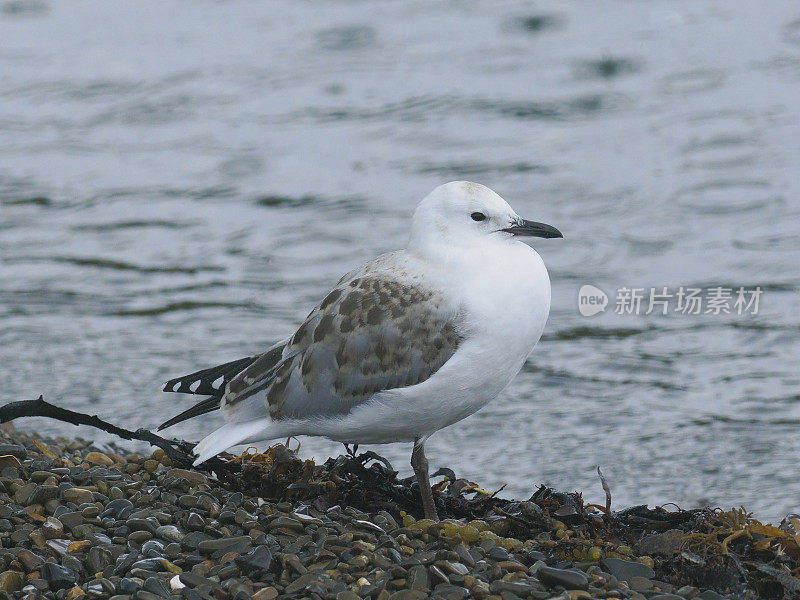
[0,395,232,473]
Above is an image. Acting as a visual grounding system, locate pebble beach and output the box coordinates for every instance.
[1,426,798,600]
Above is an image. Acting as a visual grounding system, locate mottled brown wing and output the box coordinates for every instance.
[225,274,462,420]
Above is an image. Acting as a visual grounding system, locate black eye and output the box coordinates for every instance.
[471,212,487,222]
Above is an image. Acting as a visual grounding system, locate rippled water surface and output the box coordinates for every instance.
[2,1,800,521]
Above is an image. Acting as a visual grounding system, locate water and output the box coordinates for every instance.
[2,1,799,522]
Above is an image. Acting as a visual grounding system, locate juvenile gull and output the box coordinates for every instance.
[160,181,562,520]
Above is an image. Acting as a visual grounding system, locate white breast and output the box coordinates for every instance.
[320,241,551,444]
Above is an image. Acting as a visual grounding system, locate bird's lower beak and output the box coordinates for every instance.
[501,219,563,239]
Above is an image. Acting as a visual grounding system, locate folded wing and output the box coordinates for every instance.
[224,272,464,422]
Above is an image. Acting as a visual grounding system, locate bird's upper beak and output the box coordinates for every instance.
[500,218,563,239]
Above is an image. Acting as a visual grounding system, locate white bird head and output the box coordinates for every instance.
[408,181,562,253]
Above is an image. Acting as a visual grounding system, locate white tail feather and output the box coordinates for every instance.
[192,418,277,466]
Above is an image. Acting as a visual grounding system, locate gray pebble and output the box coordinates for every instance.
[536,565,589,590]
[118,578,140,594]
[0,444,27,459]
[40,562,77,590]
[601,558,656,582]
[198,535,253,553]
[155,525,185,543]
[407,564,430,590]
[102,498,135,520]
[143,576,171,598]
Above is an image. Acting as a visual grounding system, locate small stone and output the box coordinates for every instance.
[676,587,700,599]
[489,580,538,595]
[430,565,449,586]
[600,558,655,582]
[127,517,159,534]
[628,576,653,591]
[45,538,71,556]
[169,574,184,591]
[63,555,83,576]
[17,549,45,572]
[536,566,589,590]
[254,588,279,600]
[85,452,114,466]
[649,595,684,600]
[0,454,21,468]
[119,578,140,594]
[432,585,468,600]
[62,488,95,505]
[235,545,273,574]
[284,573,324,594]
[29,484,59,506]
[164,543,181,559]
[180,531,211,550]
[143,576,171,598]
[269,516,304,533]
[408,565,430,590]
[698,591,726,600]
[29,528,47,548]
[179,572,218,588]
[41,562,77,590]
[65,585,85,599]
[163,468,208,486]
[102,498,135,519]
[388,591,428,600]
[442,561,468,577]
[142,540,165,557]
[87,547,112,574]
[0,571,24,592]
[158,559,182,575]
[177,495,198,509]
[42,517,64,539]
[197,535,252,553]
[487,546,509,561]
[567,592,590,600]
[143,459,160,473]
[82,506,101,520]
[131,558,165,572]
[454,545,475,568]
[14,482,37,504]
[129,530,153,543]
[0,443,27,459]
[349,554,369,569]
[155,525,185,543]
[497,561,526,573]
[285,553,307,575]
[71,523,96,539]
[186,512,205,531]
[59,512,85,531]
[68,540,92,553]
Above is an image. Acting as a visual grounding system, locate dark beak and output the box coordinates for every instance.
[500,218,563,239]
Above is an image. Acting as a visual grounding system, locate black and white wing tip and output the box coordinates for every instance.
[161,355,258,396]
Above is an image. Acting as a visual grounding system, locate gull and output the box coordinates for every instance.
[159,181,562,520]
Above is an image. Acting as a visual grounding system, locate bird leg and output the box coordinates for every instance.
[411,439,439,521]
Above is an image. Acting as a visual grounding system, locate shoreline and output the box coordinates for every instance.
[1,427,798,600]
